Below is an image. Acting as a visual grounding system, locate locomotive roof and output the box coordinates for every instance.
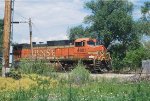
[75,38,96,42]
[13,38,97,49]
[13,39,74,49]
[75,38,90,42]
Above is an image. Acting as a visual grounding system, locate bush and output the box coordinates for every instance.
[112,57,124,72]
[123,47,150,70]
[5,71,21,80]
[18,59,57,77]
[70,63,90,85]
[111,46,150,72]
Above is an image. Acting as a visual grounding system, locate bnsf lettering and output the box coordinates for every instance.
[78,48,85,52]
[33,48,55,57]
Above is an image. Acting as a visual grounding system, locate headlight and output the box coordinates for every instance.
[89,55,94,59]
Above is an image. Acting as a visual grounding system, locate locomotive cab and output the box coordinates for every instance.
[74,38,96,47]
[74,38,111,71]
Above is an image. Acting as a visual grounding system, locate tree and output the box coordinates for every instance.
[0,19,3,50]
[83,0,142,64]
[0,19,3,72]
[68,25,85,40]
[68,25,92,40]
[141,1,150,20]
[67,0,146,70]
[68,25,98,40]
[140,1,150,35]
[84,0,134,48]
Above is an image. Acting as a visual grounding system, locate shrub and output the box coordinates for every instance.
[112,57,124,72]
[18,59,57,77]
[70,63,90,85]
[5,71,21,80]
[123,47,150,70]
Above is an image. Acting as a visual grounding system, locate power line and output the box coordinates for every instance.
[14,12,28,20]
[32,22,42,34]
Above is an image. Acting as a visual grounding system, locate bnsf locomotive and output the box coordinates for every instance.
[13,38,111,72]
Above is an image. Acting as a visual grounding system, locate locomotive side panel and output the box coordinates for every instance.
[21,49,31,58]
[33,46,74,60]
[13,38,112,72]
[55,47,74,59]
[33,47,55,59]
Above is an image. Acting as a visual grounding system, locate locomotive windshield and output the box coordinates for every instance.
[75,41,85,47]
[87,40,95,46]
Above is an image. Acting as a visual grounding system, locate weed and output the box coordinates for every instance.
[70,63,90,85]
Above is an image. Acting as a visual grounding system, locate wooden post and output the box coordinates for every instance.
[2,0,12,77]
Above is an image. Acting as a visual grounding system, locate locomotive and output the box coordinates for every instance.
[13,38,111,72]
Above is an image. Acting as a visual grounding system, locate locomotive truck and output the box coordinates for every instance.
[13,38,111,72]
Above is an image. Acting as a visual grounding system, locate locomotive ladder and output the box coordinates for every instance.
[93,60,108,73]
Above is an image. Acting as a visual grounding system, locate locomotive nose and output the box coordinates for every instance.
[101,45,106,50]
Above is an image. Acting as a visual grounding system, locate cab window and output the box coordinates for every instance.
[87,41,95,46]
[75,41,85,47]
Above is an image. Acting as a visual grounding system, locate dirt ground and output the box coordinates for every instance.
[59,73,150,82]
[91,73,150,82]
[91,73,135,79]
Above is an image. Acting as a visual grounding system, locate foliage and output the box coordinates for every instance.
[0,19,3,41]
[70,63,90,85]
[5,70,21,80]
[0,19,3,76]
[143,40,150,49]
[85,0,134,48]
[140,1,150,36]
[84,0,144,65]
[0,73,58,96]
[112,56,124,72]
[18,59,57,77]
[0,19,3,56]
[68,0,143,71]
[141,1,150,20]
[111,1,150,71]
[123,46,150,70]
[0,76,150,101]
[68,25,86,40]
[0,64,2,76]
[68,25,98,41]
[112,45,150,71]
[0,76,37,92]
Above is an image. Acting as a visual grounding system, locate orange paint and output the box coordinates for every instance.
[13,38,111,61]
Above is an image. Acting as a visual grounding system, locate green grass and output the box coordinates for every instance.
[1,61,150,101]
[0,77,150,101]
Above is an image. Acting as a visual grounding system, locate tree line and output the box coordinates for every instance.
[68,0,150,71]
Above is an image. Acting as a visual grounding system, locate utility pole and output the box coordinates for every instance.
[2,0,12,77]
[29,18,33,57]
[13,18,33,57]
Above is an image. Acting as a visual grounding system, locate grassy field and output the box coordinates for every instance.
[0,75,150,101]
[0,62,150,101]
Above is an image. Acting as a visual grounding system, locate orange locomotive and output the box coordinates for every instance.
[13,38,111,72]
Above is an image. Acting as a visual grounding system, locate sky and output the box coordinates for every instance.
[0,0,149,44]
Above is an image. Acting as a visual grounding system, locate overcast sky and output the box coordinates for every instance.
[0,0,149,44]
